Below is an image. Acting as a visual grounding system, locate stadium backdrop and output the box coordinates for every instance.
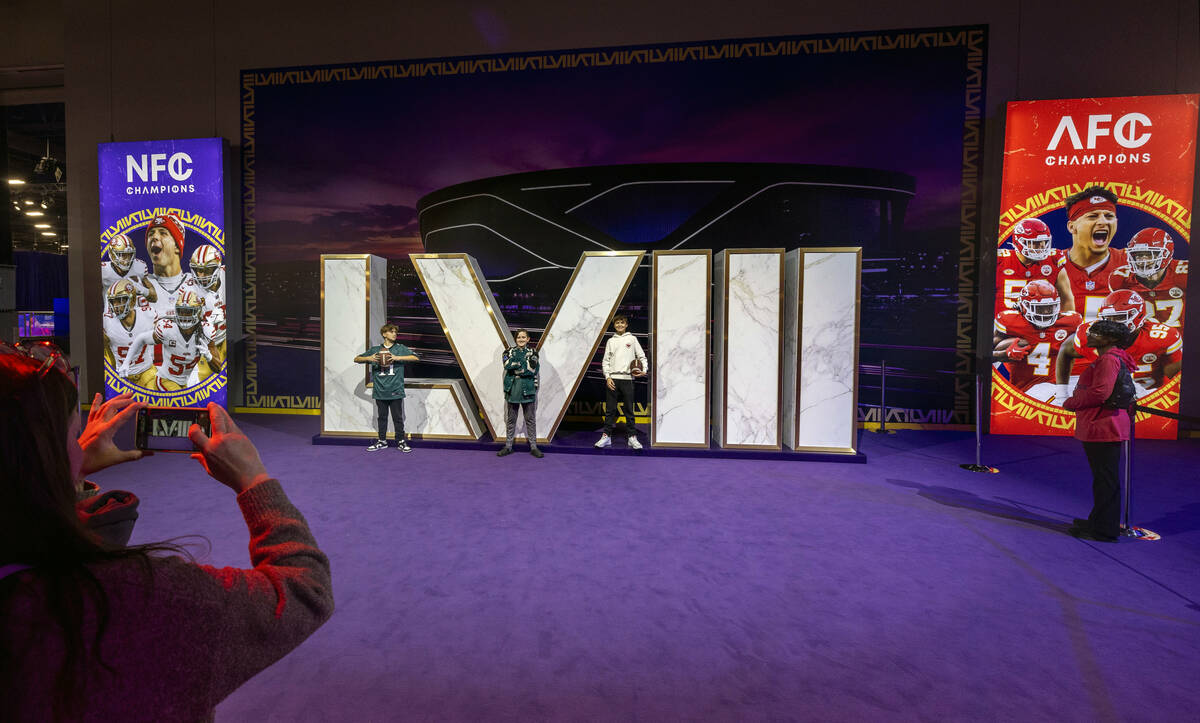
[237,26,988,428]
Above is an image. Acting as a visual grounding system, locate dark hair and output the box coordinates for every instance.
[380,323,398,336]
[612,314,628,325]
[1089,320,1135,348]
[1065,185,1119,211]
[513,328,530,339]
[0,355,187,716]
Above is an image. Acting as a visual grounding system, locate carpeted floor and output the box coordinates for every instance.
[88,414,1200,721]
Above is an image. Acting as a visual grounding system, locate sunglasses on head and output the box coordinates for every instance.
[0,340,77,383]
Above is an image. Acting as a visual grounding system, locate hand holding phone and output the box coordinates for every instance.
[188,403,269,493]
[80,392,149,475]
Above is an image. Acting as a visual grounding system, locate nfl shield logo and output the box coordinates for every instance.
[1085,280,1095,290]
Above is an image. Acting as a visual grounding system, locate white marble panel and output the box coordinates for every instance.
[720,250,783,448]
[411,255,511,440]
[404,378,484,439]
[651,252,709,446]
[535,251,643,442]
[782,250,801,448]
[322,255,384,434]
[797,251,859,451]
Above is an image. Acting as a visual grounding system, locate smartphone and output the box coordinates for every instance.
[135,406,211,452]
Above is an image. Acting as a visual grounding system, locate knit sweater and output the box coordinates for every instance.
[2,478,334,722]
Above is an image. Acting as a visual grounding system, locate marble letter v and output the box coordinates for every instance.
[412,251,643,443]
[410,254,513,439]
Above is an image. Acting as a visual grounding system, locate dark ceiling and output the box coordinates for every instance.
[6,102,68,254]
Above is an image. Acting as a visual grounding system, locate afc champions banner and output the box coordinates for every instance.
[992,94,1198,439]
[98,138,228,407]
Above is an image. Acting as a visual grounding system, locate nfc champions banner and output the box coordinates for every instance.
[98,138,228,407]
[992,94,1197,439]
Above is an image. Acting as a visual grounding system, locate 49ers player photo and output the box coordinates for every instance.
[1108,227,1187,329]
[121,291,215,391]
[100,233,150,305]
[142,213,196,320]
[102,279,158,389]
[993,280,1082,402]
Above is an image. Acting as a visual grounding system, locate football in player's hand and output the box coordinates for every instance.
[378,351,392,365]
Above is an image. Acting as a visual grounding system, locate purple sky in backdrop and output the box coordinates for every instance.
[250,38,974,262]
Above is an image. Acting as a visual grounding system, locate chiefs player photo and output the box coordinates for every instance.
[1055,289,1182,402]
[1108,227,1187,330]
[100,233,150,306]
[995,217,1074,313]
[102,279,158,389]
[1061,186,1127,322]
[993,279,1083,402]
[120,291,214,391]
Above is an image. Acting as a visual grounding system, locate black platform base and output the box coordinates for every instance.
[312,424,867,463]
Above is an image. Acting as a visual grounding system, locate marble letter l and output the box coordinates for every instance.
[321,255,387,435]
[714,249,784,449]
[651,251,710,447]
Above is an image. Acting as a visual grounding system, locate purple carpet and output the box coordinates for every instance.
[88,414,1200,720]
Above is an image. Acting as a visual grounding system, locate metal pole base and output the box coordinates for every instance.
[1120,526,1161,541]
[959,463,999,474]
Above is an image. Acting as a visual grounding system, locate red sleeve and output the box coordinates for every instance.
[1063,353,1119,410]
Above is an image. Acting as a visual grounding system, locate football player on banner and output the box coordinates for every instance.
[1055,289,1182,403]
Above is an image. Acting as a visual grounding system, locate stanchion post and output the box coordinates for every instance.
[879,359,887,433]
[960,361,998,473]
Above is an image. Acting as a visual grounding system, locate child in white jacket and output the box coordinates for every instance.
[596,313,648,449]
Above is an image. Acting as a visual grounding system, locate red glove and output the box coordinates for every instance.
[1006,340,1031,361]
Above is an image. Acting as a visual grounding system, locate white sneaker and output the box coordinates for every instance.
[366,440,387,451]
[594,434,612,448]
[628,435,642,450]
[396,440,412,453]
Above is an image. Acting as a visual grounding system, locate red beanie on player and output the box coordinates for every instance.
[145,213,185,255]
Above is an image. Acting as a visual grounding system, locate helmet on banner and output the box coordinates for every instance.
[1011,217,1055,261]
[174,291,205,331]
[107,234,136,274]
[1124,228,1174,277]
[1098,289,1149,331]
[190,245,222,289]
[107,279,138,316]
[1017,279,1060,328]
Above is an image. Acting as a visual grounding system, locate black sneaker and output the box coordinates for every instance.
[530,447,544,458]
[397,440,412,453]
[366,440,387,452]
[497,447,514,457]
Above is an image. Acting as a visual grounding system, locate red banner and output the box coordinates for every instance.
[991,94,1197,439]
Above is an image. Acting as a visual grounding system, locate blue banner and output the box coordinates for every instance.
[98,138,227,407]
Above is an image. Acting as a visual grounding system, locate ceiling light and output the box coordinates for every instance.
[34,223,51,228]
[25,210,44,216]
[24,199,34,205]
[6,179,25,185]
[41,231,57,236]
